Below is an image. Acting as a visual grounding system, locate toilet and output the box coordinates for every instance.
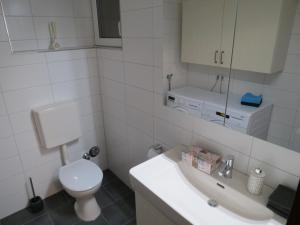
[32,102,102,221]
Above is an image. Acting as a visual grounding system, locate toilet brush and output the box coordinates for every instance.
[28,177,44,213]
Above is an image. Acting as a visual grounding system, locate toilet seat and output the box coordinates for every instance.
[59,159,103,192]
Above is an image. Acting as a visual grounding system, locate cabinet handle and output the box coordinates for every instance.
[220,51,224,65]
[214,50,219,64]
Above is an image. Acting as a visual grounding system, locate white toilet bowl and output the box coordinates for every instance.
[59,159,103,221]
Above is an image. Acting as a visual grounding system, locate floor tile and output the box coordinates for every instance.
[74,215,108,225]
[124,219,136,225]
[95,188,114,208]
[103,179,133,201]
[63,192,76,204]
[48,203,80,225]
[120,193,135,213]
[102,203,131,225]
[24,214,53,225]
[115,197,136,219]
[102,170,118,186]
[44,191,69,210]
[1,208,46,225]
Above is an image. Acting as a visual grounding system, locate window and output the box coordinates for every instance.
[92,0,122,47]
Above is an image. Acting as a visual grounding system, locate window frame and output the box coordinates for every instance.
[91,0,122,47]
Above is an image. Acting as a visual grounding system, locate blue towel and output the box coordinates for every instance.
[241,93,262,107]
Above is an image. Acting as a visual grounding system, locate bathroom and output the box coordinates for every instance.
[0,0,300,224]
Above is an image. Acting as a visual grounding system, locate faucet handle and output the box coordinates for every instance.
[218,155,234,178]
[223,155,234,163]
[223,155,234,168]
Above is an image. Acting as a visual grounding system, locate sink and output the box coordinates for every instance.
[130,145,285,225]
[178,161,273,221]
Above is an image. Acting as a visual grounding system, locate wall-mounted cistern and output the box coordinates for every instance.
[218,155,234,178]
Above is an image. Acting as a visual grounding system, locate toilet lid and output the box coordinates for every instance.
[59,159,103,192]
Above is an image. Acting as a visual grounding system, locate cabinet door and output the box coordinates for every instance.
[219,0,237,68]
[181,0,225,66]
[231,0,282,73]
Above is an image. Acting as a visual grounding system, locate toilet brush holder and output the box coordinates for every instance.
[28,177,44,213]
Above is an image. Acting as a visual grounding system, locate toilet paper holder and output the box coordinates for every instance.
[83,146,100,160]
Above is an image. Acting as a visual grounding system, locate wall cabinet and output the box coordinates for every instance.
[181,0,297,74]
[181,0,237,68]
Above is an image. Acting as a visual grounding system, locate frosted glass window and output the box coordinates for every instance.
[92,0,122,47]
[97,0,121,38]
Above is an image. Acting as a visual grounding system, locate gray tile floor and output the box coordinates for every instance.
[1,170,136,225]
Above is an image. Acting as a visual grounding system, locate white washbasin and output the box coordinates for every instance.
[130,145,285,225]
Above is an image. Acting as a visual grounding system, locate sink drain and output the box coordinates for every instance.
[208,199,218,207]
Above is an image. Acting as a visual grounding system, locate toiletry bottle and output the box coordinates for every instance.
[247,168,266,195]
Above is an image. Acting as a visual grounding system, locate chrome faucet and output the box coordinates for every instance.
[218,155,234,178]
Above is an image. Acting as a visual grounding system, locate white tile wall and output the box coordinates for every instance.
[124,63,154,91]
[97,0,166,187]
[72,0,92,17]
[0,93,6,116]
[101,78,125,102]
[0,173,28,220]
[2,0,32,16]
[0,64,50,91]
[121,8,153,38]
[2,0,94,52]
[120,0,155,12]
[292,14,300,34]
[4,86,53,113]
[0,136,18,160]
[99,0,300,198]
[0,1,106,218]
[48,58,97,83]
[0,116,13,138]
[0,156,23,181]
[125,85,154,114]
[102,95,126,121]
[101,58,125,83]
[123,38,154,65]
[126,106,154,136]
[128,125,153,167]
[30,0,74,17]
[155,117,192,147]
[0,43,45,67]
[6,17,36,41]
[52,76,100,102]
[0,16,8,42]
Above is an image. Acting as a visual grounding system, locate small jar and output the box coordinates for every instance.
[247,168,266,195]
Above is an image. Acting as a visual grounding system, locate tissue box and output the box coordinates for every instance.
[182,146,221,174]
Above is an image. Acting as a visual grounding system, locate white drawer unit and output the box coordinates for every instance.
[167,87,273,139]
